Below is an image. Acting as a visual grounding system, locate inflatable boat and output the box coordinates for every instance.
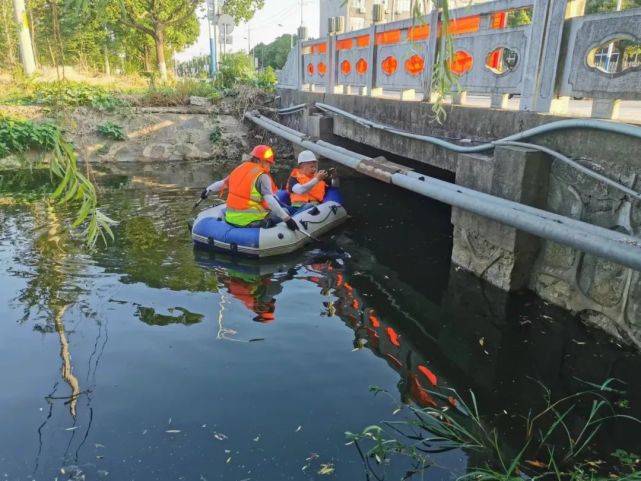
[191,187,348,258]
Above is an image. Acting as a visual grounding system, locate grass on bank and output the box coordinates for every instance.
[346,379,641,481]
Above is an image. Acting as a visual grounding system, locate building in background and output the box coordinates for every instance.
[319,0,490,37]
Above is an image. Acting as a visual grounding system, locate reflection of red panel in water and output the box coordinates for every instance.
[386,327,400,347]
[418,364,438,386]
[409,374,438,408]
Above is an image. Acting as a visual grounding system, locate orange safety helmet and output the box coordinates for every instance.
[250,144,275,163]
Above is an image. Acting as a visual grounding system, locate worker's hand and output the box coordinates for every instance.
[315,170,328,181]
[285,217,299,231]
[200,189,209,200]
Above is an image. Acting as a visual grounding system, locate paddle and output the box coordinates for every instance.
[294,222,321,242]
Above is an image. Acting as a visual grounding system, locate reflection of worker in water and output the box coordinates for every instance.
[221,269,283,322]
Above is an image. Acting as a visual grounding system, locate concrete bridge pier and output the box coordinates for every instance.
[452,146,551,292]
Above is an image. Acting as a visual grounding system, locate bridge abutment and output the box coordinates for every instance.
[452,146,551,291]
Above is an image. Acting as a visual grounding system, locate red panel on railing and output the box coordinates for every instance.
[376,30,402,45]
[318,62,327,76]
[448,50,473,75]
[336,38,354,50]
[444,15,481,35]
[341,60,352,75]
[307,63,314,75]
[311,42,328,54]
[491,11,508,29]
[356,35,370,47]
[407,25,430,41]
[487,49,501,69]
[382,55,398,75]
[356,58,368,75]
[405,54,425,75]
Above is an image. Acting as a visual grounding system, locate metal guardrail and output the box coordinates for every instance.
[277,0,641,120]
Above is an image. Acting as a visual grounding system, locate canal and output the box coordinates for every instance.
[1,160,640,480]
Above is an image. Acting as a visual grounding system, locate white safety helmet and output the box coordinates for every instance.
[297,150,318,164]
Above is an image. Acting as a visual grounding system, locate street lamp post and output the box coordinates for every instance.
[278,24,294,50]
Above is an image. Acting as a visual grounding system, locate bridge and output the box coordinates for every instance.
[250,0,641,347]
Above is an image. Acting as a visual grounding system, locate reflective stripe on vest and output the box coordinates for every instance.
[225,162,277,226]
[287,168,326,206]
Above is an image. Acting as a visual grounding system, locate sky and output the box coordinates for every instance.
[176,0,320,61]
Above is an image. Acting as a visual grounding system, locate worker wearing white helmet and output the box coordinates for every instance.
[286,150,338,212]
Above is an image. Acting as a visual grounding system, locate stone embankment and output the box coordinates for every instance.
[0,92,294,168]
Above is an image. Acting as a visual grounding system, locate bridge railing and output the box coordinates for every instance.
[276,0,641,120]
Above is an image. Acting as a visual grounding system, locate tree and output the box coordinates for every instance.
[221,0,264,23]
[586,0,641,12]
[253,34,296,70]
[119,0,199,80]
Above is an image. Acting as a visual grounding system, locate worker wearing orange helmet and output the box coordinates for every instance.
[201,145,299,230]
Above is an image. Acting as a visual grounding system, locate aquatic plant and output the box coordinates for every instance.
[347,379,641,480]
[0,115,114,246]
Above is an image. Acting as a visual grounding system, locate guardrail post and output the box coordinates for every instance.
[520,0,568,112]
[592,99,621,119]
[327,34,336,94]
[296,40,302,91]
[366,24,377,97]
[422,7,440,102]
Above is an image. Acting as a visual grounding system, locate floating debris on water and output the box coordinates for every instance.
[165,430,181,434]
[318,463,335,475]
[295,425,302,432]
[214,432,228,441]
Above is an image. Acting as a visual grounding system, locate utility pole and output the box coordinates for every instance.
[12,0,36,75]
[207,0,218,78]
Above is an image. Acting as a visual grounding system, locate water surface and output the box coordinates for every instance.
[1,161,640,481]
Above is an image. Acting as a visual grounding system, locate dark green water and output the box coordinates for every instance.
[1,161,640,481]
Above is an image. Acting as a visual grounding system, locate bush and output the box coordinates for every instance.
[0,116,60,158]
[255,66,277,92]
[97,121,127,141]
[215,53,256,90]
[13,81,129,111]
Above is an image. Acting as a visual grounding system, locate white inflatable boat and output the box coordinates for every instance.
[191,188,348,258]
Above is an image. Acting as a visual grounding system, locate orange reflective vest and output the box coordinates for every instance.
[224,162,277,226]
[287,168,326,206]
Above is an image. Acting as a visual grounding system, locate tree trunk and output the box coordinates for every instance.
[28,2,37,67]
[142,44,151,71]
[154,26,167,81]
[104,44,110,75]
[50,0,65,79]
[1,1,16,66]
